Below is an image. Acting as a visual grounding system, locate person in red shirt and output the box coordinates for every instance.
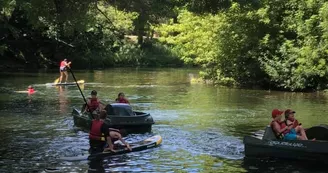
[84,90,105,114]
[27,85,35,94]
[59,59,71,83]
[115,92,130,104]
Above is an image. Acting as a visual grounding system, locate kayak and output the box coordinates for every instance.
[46,80,85,86]
[244,124,328,162]
[88,135,162,160]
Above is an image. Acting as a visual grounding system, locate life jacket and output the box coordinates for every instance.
[286,117,299,129]
[117,98,129,103]
[60,61,66,68]
[28,88,35,94]
[270,120,290,138]
[88,98,99,112]
[89,120,105,141]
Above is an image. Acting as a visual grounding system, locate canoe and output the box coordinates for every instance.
[72,103,155,135]
[244,124,328,162]
[88,135,162,160]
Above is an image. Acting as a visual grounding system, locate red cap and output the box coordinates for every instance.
[272,109,284,118]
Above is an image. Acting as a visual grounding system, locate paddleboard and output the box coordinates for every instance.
[46,80,85,86]
[88,135,162,160]
[14,91,37,94]
[59,135,162,161]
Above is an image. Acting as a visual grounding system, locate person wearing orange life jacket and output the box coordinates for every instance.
[284,109,309,140]
[84,90,104,114]
[89,110,110,154]
[59,59,71,83]
[115,92,130,104]
[270,109,292,139]
[27,85,35,94]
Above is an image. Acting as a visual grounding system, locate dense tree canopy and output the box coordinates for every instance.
[1,0,327,91]
[156,0,328,91]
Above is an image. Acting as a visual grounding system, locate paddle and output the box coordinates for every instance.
[67,67,94,119]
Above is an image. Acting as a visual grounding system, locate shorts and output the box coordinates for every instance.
[284,128,297,140]
[60,67,67,72]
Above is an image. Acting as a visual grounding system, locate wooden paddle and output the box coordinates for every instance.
[67,67,93,119]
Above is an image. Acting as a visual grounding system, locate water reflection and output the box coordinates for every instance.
[57,86,69,114]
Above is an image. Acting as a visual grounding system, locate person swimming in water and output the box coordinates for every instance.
[27,85,35,94]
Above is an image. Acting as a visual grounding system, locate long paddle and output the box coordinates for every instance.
[67,67,94,119]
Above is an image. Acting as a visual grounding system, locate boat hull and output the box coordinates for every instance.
[72,108,154,135]
[244,136,328,162]
[244,125,328,162]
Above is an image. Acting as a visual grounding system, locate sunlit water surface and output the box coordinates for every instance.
[0,68,328,173]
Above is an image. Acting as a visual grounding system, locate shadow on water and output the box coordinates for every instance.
[242,157,328,173]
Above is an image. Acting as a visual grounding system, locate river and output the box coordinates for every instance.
[0,68,327,173]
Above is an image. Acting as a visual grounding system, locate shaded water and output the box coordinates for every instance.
[0,68,328,173]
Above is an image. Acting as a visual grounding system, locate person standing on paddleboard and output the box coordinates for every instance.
[59,59,71,83]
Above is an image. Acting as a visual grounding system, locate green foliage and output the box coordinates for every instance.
[1,0,328,91]
[157,0,328,91]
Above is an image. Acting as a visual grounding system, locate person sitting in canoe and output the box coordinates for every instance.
[284,109,312,140]
[271,109,308,140]
[284,109,301,128]
[84,90,104,114]
[115,92,130,104]
[58,59,71,83]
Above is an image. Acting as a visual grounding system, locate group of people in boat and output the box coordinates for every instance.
[84,90,132,153]
[83,90,130,114]
[271,108,313,140]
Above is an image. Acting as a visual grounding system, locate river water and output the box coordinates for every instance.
[0,68,327,173]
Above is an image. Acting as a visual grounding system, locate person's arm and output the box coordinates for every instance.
[286,120,293,126]
[116,133,132,151]
[83,100,90,113]
[65,61,71,66]
[272,122,289,134]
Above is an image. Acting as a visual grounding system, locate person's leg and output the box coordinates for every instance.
[59,71,63,83]
[296,135,306,140]
[295,126,308,140]
[64,71,68,82]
